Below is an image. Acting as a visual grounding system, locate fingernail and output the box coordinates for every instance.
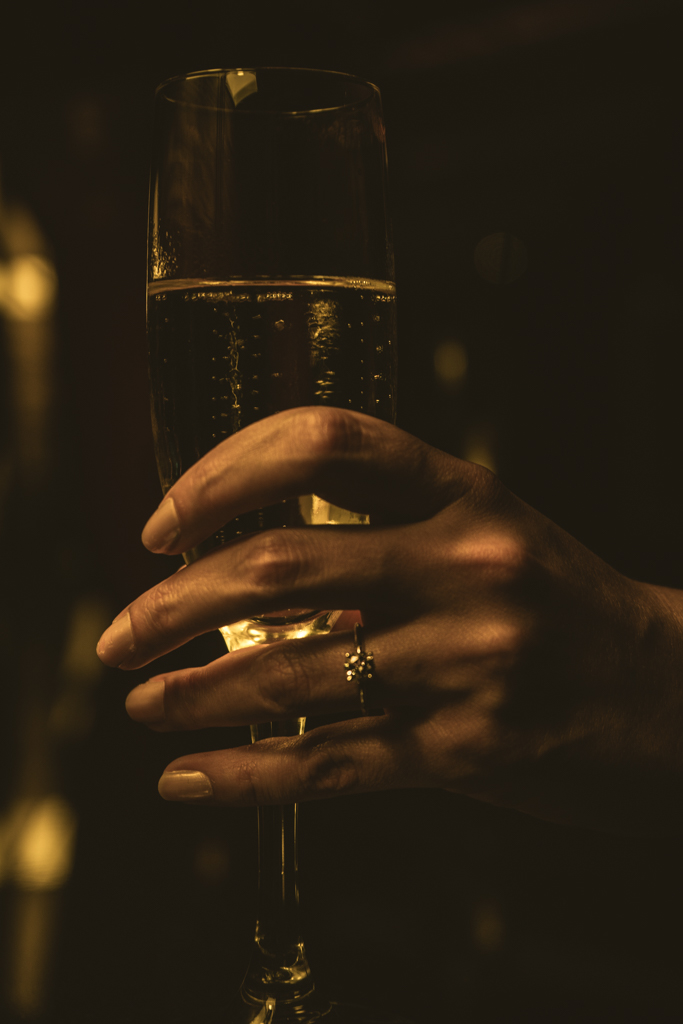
[126,678,165,723]
[112,603,131,624]
[142,497,180,552]
[158,771,213,801]
[96,612,135,668]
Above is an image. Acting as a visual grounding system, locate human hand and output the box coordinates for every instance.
[96,408,683,833]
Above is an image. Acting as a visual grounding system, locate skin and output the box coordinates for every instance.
[96,407,683,835]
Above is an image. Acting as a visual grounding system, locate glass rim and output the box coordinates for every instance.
[154,66,380,116]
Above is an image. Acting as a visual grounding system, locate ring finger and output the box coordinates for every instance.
[124,621,434,730]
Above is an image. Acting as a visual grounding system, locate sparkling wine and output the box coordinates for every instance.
[147,276,397,645]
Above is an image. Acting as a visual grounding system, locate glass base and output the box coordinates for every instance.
[220,609,341,651]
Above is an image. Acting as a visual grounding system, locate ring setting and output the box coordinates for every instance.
[344,623,375,716]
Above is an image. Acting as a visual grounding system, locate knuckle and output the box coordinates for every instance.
[491,612,544,675]
[180,456,222,518]
[164,669,204,728]
[459,460,502,507]
[244,530,304,598]
[504,613,541,659]
[299,407,366,462]
[188,458,217,503]
[464,461,521,520]
[234,756,262,804]
[451,531,533,587]
[140,583,183,638]
[486,537,532,584]
[467,460,498,488]
[298,737,361,798]
[492,620,532,665]
[471,615,532,665]
[255,643,313,718]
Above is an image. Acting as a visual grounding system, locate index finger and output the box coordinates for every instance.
[141,407,470,555]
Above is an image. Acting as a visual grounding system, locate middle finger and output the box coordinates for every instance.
[97,523,428,670]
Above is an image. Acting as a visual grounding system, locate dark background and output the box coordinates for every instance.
[0,0,682,1021]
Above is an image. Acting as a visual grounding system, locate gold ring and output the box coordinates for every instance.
[344,623,375,716]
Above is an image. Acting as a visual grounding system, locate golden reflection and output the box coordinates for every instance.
[300,493,367,526]
[307,297,340,402]
[9,890,60,1018]
[0,181,74,1020]
[0,796,77,890]
[11,797,77,892]
[226,69,258,106]
[1,797,77,1018]
[464,422,497,474]
[50,596,111,739]
[0,195,58,486]
[434,338,468,389]
[0,253,57,322]
[0,800,32,886]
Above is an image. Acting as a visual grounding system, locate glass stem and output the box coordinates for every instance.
[241,719,317,1010]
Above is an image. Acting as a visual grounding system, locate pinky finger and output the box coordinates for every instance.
[157,716,417,806]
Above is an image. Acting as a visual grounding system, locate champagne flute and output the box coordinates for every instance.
[147,68,406,1023]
